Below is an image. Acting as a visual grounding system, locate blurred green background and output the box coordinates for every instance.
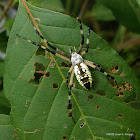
[0,0,140,115]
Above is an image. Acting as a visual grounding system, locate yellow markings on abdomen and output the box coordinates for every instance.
[74,63,92,90]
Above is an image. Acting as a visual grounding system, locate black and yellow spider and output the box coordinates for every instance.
[17,17,117,111]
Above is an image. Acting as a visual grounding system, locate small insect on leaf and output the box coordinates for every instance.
[80,122,86,128]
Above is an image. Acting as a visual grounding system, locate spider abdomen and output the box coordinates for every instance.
[74,62,92,90]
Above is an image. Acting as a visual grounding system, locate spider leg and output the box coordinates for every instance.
[16,34,70,62]
[66,65,74,87]
[66,65,75,124]
[68,69,74,110]
[29,18,70,59]
[84,60,118,87]
[81,27,90,56]
[77,17,84,54]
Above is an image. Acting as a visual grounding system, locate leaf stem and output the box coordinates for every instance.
[72,91,95,139]
[21,0,66,81]
[21,1,95,139]
[78,0,88,19]
[66,0,72,12]
[112,25,126,50]
[0,0,13,22]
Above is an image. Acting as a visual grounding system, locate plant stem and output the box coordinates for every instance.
[112,25,126,50]
[66,0,72,12]
[0,0,13,22]
[78,0,88,19]
[21,0,66,81]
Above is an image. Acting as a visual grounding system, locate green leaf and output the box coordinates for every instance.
[99,0,140,33]
[4,1,140,140]
[136,0,140,7]
[0,90,11,114]
[0,114,18,140]
[29,0,64,12]
[92,2,116,21]
[0,62,4,77]
[3,18,15,36]
[0,32,8,53]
